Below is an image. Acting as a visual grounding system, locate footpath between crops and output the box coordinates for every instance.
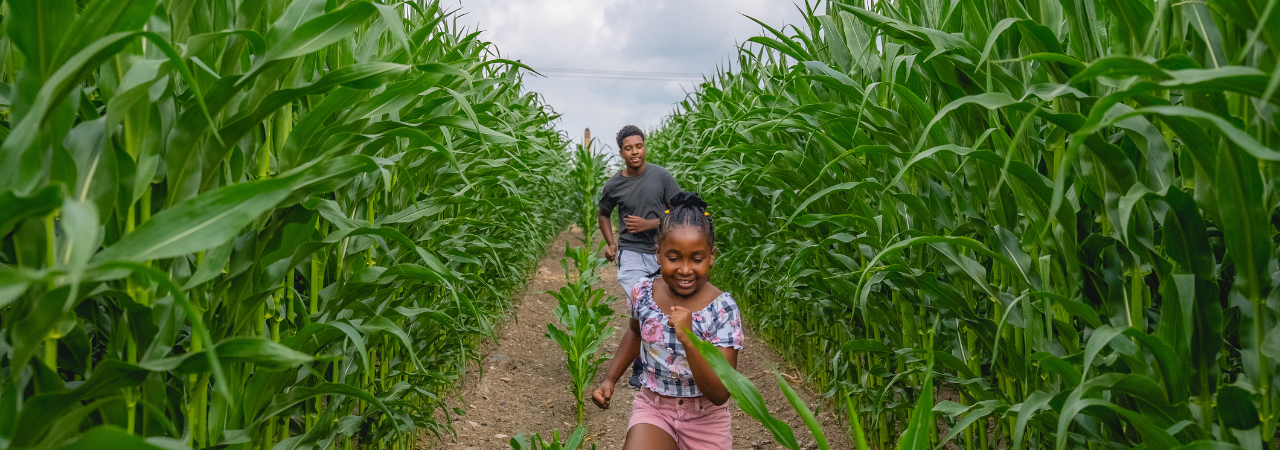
[420,228,848,449]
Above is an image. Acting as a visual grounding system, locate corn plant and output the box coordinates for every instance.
[546,243,616,424]
[544,299,614,425]
[509,425,596,450]
[0,0,572,449]
[649,0,1280,448]
[569,138,610,249]
[544,131,615,424]
[562,244,609,287]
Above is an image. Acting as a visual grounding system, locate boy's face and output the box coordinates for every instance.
[620,135,646,171]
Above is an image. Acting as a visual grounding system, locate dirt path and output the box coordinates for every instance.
[422,228,848,449]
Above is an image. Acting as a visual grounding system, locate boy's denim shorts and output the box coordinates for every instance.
[617,250,659,297]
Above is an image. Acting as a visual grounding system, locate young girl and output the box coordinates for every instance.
[591,192,743,450]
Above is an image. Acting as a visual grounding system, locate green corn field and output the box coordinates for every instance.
[648,0,1280,449]
[0,0,573,448]
[4,0,1280,448]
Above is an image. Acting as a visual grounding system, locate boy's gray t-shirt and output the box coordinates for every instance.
[599,164,682,254]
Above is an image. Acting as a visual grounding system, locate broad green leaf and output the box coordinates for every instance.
[13,360,149,446]
[93,176,295,263]
[1215,146,1271,300]
[139,338,314,374]
[94,156,376,263]
[6,0,75,80]
[245,1,378,81]
[53,425,181,450]
[359,316,425,372]
[253,382,395,428]
[0,185,61,236]
[51,0,153,67]
[1012,391,1053,450]
[684,329,799,450]
[776,372,830,450]
[1217,385,1261,430]
[1180,1,1227,67]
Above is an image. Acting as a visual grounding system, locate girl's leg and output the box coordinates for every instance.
[671,400,733,450]
[624,424,678,450]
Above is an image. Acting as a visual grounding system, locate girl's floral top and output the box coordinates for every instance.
[628,277,744,397]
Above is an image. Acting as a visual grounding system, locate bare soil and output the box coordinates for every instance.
[420,228,849,450]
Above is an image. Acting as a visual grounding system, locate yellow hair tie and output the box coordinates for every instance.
[704,211,710,216]
[664,210,670,214]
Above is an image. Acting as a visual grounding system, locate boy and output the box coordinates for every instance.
[598,125,682,388]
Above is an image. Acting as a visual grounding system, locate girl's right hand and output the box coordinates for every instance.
[591,381,615,409]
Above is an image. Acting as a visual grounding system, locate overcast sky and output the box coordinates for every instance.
[446,0,807,152]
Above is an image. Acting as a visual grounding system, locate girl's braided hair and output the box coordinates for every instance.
[658,192,715,250]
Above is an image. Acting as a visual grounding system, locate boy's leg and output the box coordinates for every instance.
[616,250,650,296]
[639,252,660,280]
[629,359,644,388]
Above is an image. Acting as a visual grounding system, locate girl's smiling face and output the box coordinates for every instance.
[658,226,715,297]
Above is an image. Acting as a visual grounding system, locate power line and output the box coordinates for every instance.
[535,67,705,77]
[537,74,705,82]
[526,67,707,82]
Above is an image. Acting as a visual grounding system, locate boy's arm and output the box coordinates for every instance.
[622,215,660,233]
[598,182,619,262]
[598,211,618,262]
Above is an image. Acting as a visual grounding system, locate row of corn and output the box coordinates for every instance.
[650,0,1280,449]
[0,1,573,449]
[511,131,615,449]
[545,137,616,425]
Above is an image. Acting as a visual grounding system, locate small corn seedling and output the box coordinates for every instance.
[509,426,596,450]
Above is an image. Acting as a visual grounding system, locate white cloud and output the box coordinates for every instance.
[447,0,806,150]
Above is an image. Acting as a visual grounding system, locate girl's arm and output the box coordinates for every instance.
[591,318,641,409]
[669,305,738,406]
[603,318,641,384]
[677,331,738,406]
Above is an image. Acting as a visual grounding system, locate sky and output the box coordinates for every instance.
[445,0,807,153]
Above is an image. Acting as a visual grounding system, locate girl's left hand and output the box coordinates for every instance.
[668,306,694,342]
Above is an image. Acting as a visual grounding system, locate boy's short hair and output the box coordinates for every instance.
[616,125,644,149]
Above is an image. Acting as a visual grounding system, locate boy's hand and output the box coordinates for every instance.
[604,242,618,262]
[668,306,695,344]
[591,381,615,409]
[624,215,660,233]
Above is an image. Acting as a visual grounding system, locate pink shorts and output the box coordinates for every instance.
[629,388,732,450]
